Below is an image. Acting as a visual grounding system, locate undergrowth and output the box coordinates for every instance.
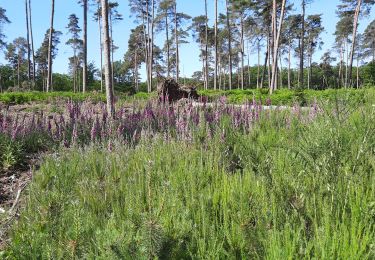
[199,87,375,106]
[3,103,375,259]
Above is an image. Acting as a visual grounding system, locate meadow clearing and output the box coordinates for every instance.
[0,89,374,259]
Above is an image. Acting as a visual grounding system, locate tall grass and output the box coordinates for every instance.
[4,102,374,259]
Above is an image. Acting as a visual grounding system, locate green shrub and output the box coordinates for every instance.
[0,91,107,105]
[0,132,55,172]
[199,88,375,106]
[134,92,153,100]
[0,138,23,171]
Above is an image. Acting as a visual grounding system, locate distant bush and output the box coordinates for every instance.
[1,88,374,106]
[0,91,107,105]
[133,92,154,100]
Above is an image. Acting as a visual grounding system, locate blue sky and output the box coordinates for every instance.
[0,0,374,78]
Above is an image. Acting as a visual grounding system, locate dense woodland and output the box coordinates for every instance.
[0,0,375,94]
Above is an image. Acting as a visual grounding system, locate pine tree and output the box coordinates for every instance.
[191,15,211,89]
[0,7,10,48]
[339,0,375,86]
[28,0,36,85]
[10,37,28,88]
[156,0,174,78]
[214,0,218,90]
[78,0,89,93]
[169,0,190,82]
[5,43,17,88]
[269,0,286,93]
[124,25,146,91]
[0,7,11,92]
[25,0,31,81]
[129,0,156,92]
[305,14,324,89]
[46,0,55,92]
[362,19,375,61]
[93,1,103,92]
[66,14,83,93]
[35,29,62,91]
[334,10,353,87]
[225,0,233,89]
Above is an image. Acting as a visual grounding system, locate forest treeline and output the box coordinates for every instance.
[0,0,375,94]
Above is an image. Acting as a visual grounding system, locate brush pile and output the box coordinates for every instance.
[157,78,199,102]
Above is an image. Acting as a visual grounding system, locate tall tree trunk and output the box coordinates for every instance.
[237,64,240,89]
[218,55,222,89]
[339,43,343,87]
[260,36,269,89]
[46,0,55,92]
[226,0,232,90]
[356,57,359,88]
[74,57,76,92]
[269,2,277,90]
[345,40,349,88]
[214,0,218,90]
[134,49,139,92]
[109,12,115,89]
[165,14,170,77]
[309,51,312,89]
[297,38,301,87]
[267,33,271,88]
[73,51,77,92]
[82,0,88,93]
[149,0,155,92]
[240,13,245,90]
[28,0,36,85]
[17,55,20,87]
[98,2,103,92]
[257,39,260,89]
[145,0,151,92]
[279,53,283,89]
[174,2,179,82]
[247,41,251,88]
[299,0,305,88]
[307,55,310,89]
[307,36,311,89]
[223,67,226,90]
[288,39,291,89]
[73,65,76,92]
[200,39,206,89]
[205,0,209,89]
[78,65,81,92]
[101,0,115,117]
[348,0,362,87]
[297,67,300,87]
[140,6,149,88]
[12,68,16,88]
[25,0,31,81]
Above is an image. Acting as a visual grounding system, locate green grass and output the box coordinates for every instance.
[0,91,108,105]
[199,88,375,106]
[4,103,375,259]
[1,88,374,106]
[0,91,157,106]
